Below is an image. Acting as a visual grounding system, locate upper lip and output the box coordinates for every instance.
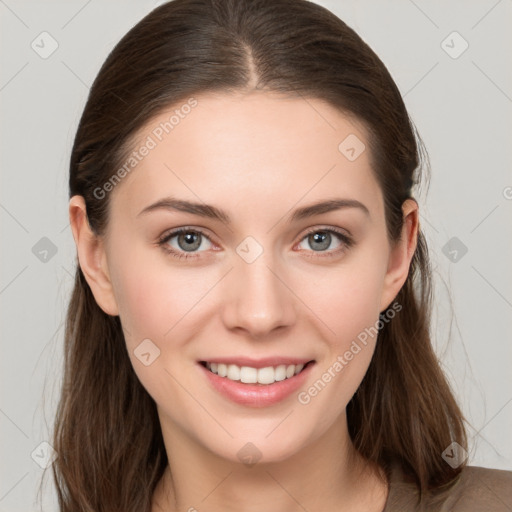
[199,357,315,369]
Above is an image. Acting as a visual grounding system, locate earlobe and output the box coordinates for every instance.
[69,195,119,316]
[379,199,419,312]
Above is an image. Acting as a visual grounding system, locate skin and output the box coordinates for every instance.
[69,90,419,512]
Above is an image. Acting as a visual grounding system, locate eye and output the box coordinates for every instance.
[296,227,354,257]
[157,226,354,261]
[158,228,214,260]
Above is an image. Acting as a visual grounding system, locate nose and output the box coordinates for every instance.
[220,252,297,339]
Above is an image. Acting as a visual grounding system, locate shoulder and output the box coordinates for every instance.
[384,464,512,512]
[443,466,512,511]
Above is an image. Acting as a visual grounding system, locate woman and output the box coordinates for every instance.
[48,0,512,510]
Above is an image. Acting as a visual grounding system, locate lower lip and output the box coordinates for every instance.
[199,362,315,408]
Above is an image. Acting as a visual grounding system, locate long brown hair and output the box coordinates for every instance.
[44,0,468,510]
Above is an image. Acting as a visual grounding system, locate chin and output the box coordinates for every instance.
[206,426,317,467]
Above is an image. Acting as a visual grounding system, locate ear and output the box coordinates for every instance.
[379,198,419,312]
[69,195,119,316]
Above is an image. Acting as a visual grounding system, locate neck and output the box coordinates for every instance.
[152,413,388,512]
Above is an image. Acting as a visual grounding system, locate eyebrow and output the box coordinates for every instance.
[137,196,370,223]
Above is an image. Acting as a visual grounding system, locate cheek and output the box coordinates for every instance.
[292,247,388,403]
[109,243,222,355]
[109,250,212,403]
[296,253,387,345]
[293,265,385,425]
[111,266,168,345]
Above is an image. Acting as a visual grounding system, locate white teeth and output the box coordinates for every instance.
[274,365,287,381]
[205,362,308,385]
[240,366,258,384]
[257,366,275,385]
[217,363,227,377]
[227,364,240,381]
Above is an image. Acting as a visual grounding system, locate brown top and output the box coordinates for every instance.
[382,461,512,511]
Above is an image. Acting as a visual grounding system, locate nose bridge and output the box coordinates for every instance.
[221,240,296,336]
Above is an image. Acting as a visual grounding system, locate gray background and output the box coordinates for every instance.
[1,0,511,510]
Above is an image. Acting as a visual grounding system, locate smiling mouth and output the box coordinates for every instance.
[199,360,315,385]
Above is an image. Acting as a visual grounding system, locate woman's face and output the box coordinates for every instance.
[76,91,416,464]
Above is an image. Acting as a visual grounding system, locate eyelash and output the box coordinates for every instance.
[157,226,354,261]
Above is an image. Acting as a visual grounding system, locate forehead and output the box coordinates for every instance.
[109,91,383,224]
